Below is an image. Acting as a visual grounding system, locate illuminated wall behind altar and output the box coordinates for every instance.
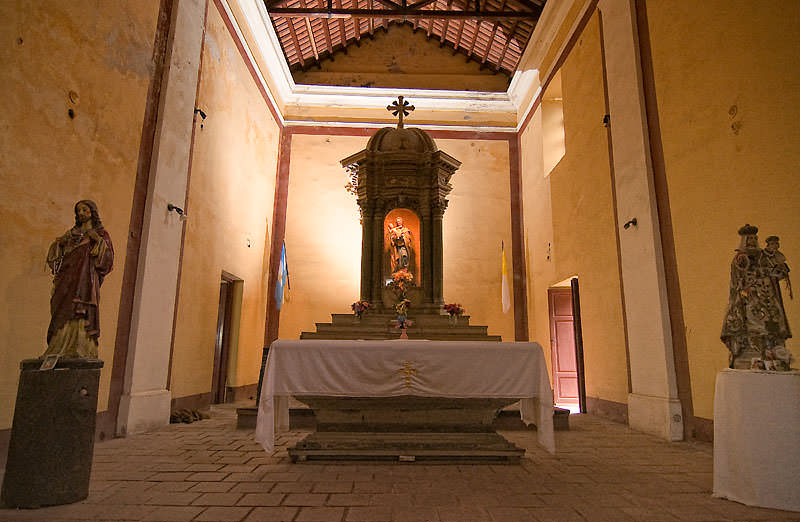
[278,133,515,341]
[169,4,280,401]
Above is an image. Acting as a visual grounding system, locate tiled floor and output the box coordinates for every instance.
[0,403,797,521]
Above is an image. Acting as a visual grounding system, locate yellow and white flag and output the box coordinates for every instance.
[501,241,511,313]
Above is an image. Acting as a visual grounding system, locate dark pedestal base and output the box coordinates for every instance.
[1,358,103,508]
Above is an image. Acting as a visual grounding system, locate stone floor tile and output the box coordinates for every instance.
[194,506,253,521]
[186,464,225,472]
[326,493,371,507]
[353,481,393,494]
[313,481,354,493]
[141,505,206,521]
[294,507,345,522]
[485,507,538,522]
[148,472,194,482]
[528,507,586,522]
[437,506,491,522]
[146,491,202,506]
[225,472,267,482]
[392,506,440,522]
[188,481,236,493]
[191,492,244,506]
[149,481,199,493]
[273,482,315,493]
[187,472,230,482]
[231,482,277,493]
[243,506,300,522]
[283,493,328,506]
[237,493,285,506]
[345,506,392,521]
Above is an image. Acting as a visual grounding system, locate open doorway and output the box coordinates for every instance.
[212,272,243,404]
[548,278,587,413]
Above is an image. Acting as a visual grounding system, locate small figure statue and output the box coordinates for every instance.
[44,201,114,358]
[721,224,793,370]
[386,216,415,276]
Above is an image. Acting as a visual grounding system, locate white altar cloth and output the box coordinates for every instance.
[713,369,800,512]
[255,340,555,454]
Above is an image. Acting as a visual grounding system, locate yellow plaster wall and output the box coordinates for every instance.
[521,12,629,405]
[0,0,160,429]
[645,0,800,419]
[293,23,510,92]
[169,4,280,399]
[279,133,514,341]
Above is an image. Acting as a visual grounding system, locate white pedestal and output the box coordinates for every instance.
[713,369,800,512]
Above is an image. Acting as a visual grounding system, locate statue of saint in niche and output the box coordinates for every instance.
[44,200,114,358]
[721,224,793,369]
[386,216,416,277]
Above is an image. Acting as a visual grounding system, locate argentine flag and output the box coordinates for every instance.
[275,242,289,310]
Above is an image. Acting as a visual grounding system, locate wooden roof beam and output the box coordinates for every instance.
[439,0,453,47]
[286,17,306,68]
[318,0,335,58]
[494,20,517,72]
[268,9,541,20]
[452,19,465,54]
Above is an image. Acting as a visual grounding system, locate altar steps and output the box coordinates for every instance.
[300,312,502,341]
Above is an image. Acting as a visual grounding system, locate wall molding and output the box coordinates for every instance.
[586,396,628,424]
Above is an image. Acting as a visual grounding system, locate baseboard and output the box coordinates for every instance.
[0,426,10,471]
[226,383,258,403]
[95,409,115,443]
[586,396,628,424]
[171,392,213,412]
[690,416,713,442]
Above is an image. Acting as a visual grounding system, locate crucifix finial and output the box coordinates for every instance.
[387,96,415,129]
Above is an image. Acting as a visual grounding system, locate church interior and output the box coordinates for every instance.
[1,0,798,519]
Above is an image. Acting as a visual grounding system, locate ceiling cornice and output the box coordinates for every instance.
[223,0,575,129]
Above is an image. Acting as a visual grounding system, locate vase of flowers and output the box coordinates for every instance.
[394,298,412,338]
[351,300,371,323]
[387,269,414,300]
[444,303,464,327]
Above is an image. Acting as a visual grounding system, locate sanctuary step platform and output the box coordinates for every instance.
[287,396,525,463]
[299,312,501,341]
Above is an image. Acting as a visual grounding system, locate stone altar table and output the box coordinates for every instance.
[255,340,555,461]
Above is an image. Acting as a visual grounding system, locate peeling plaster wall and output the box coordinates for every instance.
[645,0,800,420]
[278,133,514,342]
[521,12,629,406]
[169,3,280,400]
[0,1,160,429]
[293,24,510,92]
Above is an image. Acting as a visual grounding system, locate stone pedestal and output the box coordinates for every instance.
[1,358,103,508]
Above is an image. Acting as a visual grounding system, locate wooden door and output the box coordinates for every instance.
[548,288,579,407]
[212,279,233,404]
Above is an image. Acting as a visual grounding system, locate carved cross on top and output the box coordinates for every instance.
[387,96,415,129]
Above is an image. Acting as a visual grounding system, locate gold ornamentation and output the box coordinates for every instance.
[397,361,418,388]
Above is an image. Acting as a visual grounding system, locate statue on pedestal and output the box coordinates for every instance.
[721,224,793,370]
[387,216,415,276]
[44,200,114,358]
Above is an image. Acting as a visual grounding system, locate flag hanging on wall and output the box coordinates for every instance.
[501,241,511,313]
[275,241,289,310]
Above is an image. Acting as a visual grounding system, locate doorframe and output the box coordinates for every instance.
[547,282,587,412]
[212,271,242,404]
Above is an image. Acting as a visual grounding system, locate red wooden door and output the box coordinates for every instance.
[548,288,579,407]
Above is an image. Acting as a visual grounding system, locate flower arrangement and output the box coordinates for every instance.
[444,303,465,317]
[394,298,411,329]
[388,269,414,294]
[351,300,371,317]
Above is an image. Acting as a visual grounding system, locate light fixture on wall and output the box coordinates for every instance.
[194,108,207,129]
[623,218,638,229]
[167,203,188,220]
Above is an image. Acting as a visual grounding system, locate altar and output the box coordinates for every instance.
[255,340,555,461]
